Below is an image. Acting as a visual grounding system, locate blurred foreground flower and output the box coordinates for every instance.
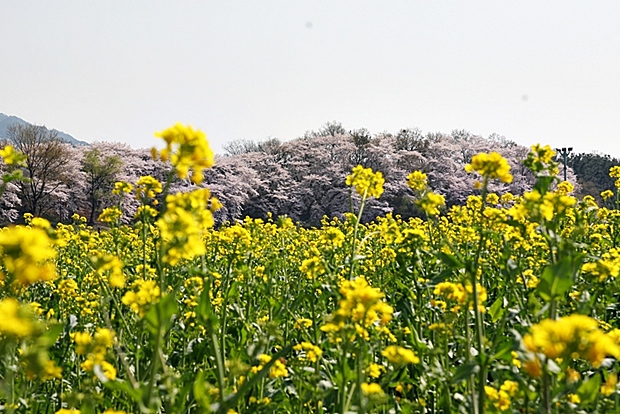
[0,225,56,285]
[153,122,215,184]
[523,314,620,369]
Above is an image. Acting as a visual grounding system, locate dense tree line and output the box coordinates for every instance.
[5,121,616,227]
[566,152,620,202]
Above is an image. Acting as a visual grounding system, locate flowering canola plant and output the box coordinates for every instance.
[2,138,620,413]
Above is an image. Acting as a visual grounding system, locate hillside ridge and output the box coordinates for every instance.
[0,112,88,146]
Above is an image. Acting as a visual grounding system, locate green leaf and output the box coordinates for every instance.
[39,323,64,347]
[103,379,143,405]
[437,252,465,270]
[410,325,429,352]
[488,298,505,323]
[491,341,513,362]
[536,256,581,301]
[196,285,219,328]
[226,280,239,301]
[577,374,601,405]
[451,363,479,384]
[145,292,178,336]
[428,269,453,287]
[533,175,556,195]
[193,371,210,410]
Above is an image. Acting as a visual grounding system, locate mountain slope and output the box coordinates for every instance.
[0,113,88,146]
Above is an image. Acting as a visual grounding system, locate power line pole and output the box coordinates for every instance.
[555,147,573,181]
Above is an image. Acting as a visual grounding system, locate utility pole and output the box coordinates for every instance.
[555,147,573,181]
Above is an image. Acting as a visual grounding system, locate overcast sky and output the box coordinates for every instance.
[1,1,619,157]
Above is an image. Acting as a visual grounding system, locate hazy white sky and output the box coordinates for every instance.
[1,1,619,157]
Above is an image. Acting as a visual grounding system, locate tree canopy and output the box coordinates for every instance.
[4,120,617,227]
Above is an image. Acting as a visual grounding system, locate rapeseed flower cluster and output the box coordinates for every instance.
[134,205,159,221]
[406,170,446,217]
[484,380,519,412]
[0,225,56,285]
[417,192,446,217]
[293,342,323,362]
[319,227,345,248]
[523,314,620,368]
[346,165,384,199]
[610,166,620,189]
[523,144,559,175]
[361,382,385,396]
[0,298,39,337]
[98,207,123,224]
[299,256,326,279]
[156,188,220,265]
[509,190,576,222]
[556,181,574,195]
[406,170,427,192]
[601,374,618,397]
[433,281,487,313]
[153,122,215,184]
[112,181,133,195]
[581,249,620,282]
[601,189,615,201]
[321,277,393,341]
[381,345,420,365]
[251,354,288,378]
[181,276,204,325]
[375,214,403,245]
[135,175,163,205]
[121,279,161,317]
[0,145,27,167]
[90,253,126,288]
[72,328,117,381]
[465,151,513,183]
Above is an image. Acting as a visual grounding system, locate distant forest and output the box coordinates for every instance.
[0,121,618,226]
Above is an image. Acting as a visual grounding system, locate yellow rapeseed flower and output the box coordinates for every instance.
[465,152,513,183]
[293,342,323,362]
[601,374,617,397]
[0,145,27,166]
[156,188,219,265]
[361,382,385,396]
[98,207,123,224]
[299,256,326,279]
[0,298,37,338]
[122,279,161,317]
[154,123,215,184]
[112,181,133,195]
[135,176,163,204]
[417,191,445,217]
[523,314,620,368]
[0,225,56,285]
[601,190,614,201]
[346,165,384,199]
[382,345,420,365]
[406,170,428,191]
[524,144,558,175]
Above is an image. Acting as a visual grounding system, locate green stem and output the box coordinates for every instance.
[340,342,349,414]
[348,190,367,280]
[144,325,161,410]
[542,361,551,414]
[212,325,227,405]
[471,177,489,414]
